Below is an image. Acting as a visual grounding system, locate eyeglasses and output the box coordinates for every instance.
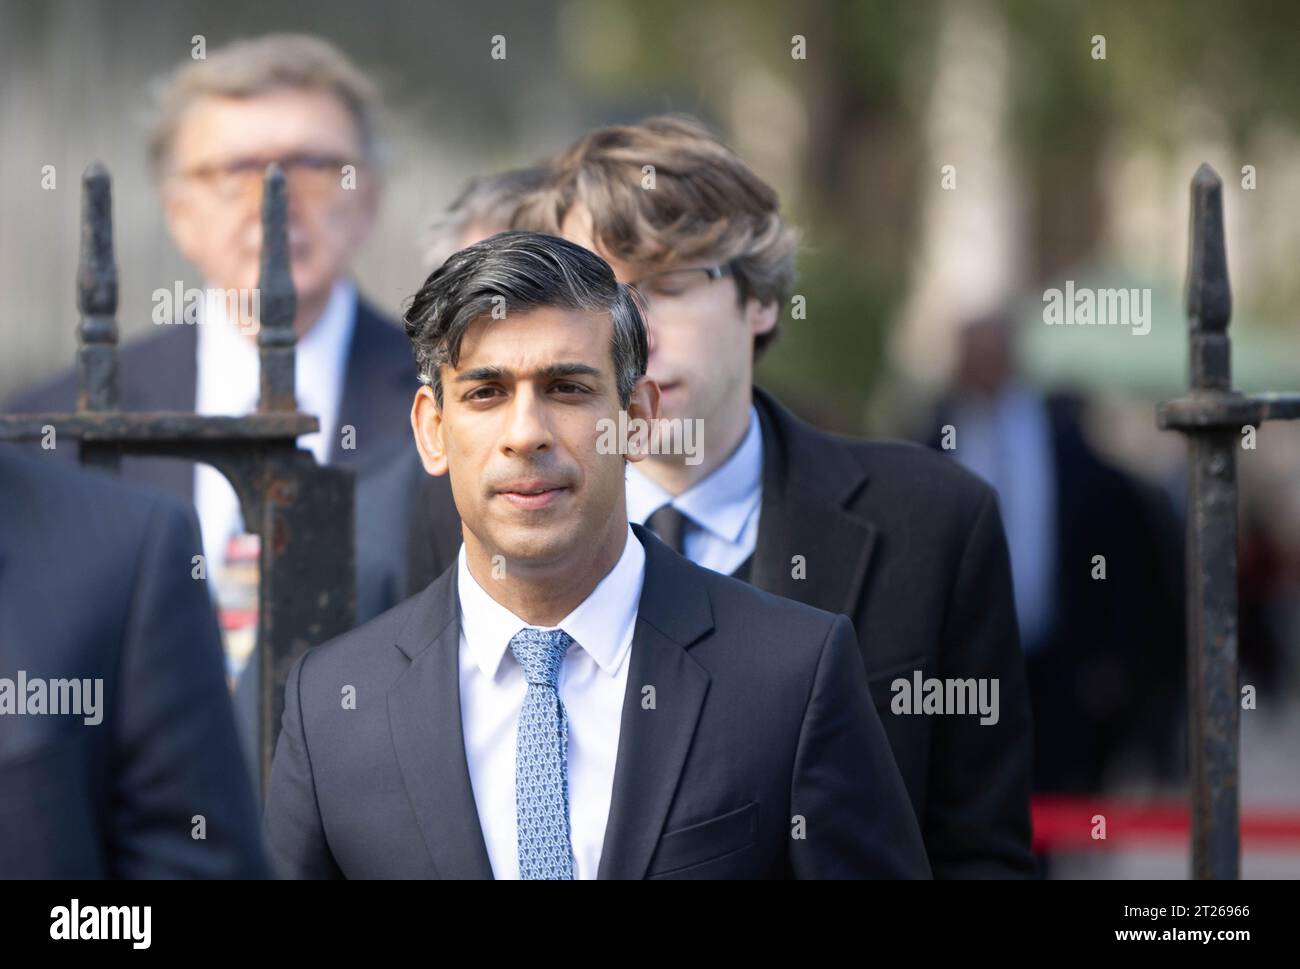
[174,153,355,200]
[626,263,734,311]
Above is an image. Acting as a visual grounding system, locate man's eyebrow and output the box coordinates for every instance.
[452,362,604,383]
[453,365,506,383]
[537,362,603,381]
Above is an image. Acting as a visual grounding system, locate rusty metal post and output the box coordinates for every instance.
[1152,163,1300,876]
[1181,164,1239,880]
[249,163,355,790]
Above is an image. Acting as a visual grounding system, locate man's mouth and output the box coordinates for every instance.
[495,482,570,510]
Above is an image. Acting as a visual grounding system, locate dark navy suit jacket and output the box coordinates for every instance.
[0,445,266,877]
[264,525,930,879]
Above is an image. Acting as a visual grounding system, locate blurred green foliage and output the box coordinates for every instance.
[556,0,1299,429]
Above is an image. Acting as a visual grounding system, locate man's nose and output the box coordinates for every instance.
[499,386,553,456]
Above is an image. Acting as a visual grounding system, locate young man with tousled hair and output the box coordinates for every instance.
[406,116,1035,878]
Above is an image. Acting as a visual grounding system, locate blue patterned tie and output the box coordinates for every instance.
[508,627,576,880]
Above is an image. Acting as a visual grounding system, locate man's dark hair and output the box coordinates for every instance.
[403,231,648,408]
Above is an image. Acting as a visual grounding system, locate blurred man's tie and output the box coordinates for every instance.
[646,503,687,554]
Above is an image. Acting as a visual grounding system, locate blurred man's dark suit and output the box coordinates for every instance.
[4,299,418,789]
[375,386,1035,878]
[0,445,266,877]
[264,524,930,879]
[927,392,1185,793]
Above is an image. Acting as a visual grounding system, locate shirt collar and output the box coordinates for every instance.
[197,278,356,385]
[295,278,357,381]
[625,405,762,544]
[457,524,645,681]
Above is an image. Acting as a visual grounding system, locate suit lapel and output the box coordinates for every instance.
[387,569,494,879]
[749,387,877,618]
[598,527,713,879]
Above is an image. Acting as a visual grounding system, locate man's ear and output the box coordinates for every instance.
[747,297,778,339]
[624,376,661,465]
[411,384,449,476]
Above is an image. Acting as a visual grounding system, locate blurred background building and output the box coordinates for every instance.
[2,0,1298,876]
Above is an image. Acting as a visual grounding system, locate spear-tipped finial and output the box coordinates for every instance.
[1186,163,1231,334]
[76,162,119,413]
[257,163,297,412]
[77,162,118,324]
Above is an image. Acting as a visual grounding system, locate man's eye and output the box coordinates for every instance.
[552,382,589,395]
[465,386,501,401]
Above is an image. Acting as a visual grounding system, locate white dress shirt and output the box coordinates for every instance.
[625,405,763,575]
[193,279,356,572]
[456,525,645,879]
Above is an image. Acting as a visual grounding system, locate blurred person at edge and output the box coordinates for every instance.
[0,444,266,878]
[925,312,1186,798]
[7,34,418,784]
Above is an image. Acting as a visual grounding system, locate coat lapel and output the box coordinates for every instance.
[387,569,494,879]
[598,527,713,879]
[749,387,877,618]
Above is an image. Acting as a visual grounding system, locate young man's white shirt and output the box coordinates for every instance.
[624,405,762,576]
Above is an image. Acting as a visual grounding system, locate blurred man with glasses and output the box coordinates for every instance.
[8,34,417,781]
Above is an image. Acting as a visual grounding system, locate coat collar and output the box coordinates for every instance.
[749,386,878,618]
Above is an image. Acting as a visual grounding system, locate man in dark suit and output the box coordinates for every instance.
[925,314,1184,794]
[6,33,414,514]
[0,445,266,878]
[401,116,1034,876]
[4,36,417,779]
[264,232,929,879]
[5,33,410,509]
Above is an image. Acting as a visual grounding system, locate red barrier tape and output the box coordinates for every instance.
[1032,795,1300,851]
